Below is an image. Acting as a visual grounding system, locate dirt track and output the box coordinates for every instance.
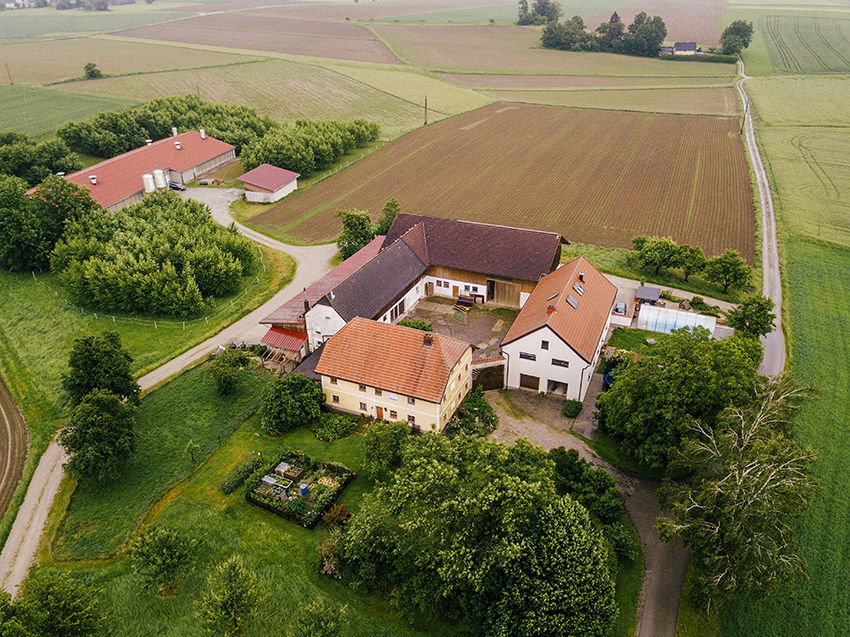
[0,377,27,521]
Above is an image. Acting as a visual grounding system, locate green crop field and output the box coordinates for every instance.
[0,37,256,84]
[439,73,733,89]
[373,24,737,76]
[0,248,293,546]
[484,87,740,116]
[0,85,137,137]
[748,76,850,127]
[759,13,850,74]
[55,58,440,138]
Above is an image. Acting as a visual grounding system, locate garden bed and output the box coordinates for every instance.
[245,447,355,529]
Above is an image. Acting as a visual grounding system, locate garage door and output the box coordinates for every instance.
[519,374,539,391]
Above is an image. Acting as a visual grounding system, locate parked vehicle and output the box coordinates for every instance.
[169,181,186,191]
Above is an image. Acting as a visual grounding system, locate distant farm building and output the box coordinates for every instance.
[237,164,300,203]
[53,131,235,210]
[673,42,698,55]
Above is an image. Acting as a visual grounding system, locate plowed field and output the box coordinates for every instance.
[251,103,754,260]
[587,0,725,46]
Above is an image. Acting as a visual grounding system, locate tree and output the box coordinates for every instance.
[16,572,102,637]
[196,555,265,637]
[259,373,324,434]
[289,599,348,637]
[373,198,400,235]
[362,419,409,479]
[722,20,754,48]
[62,331,140,406]
[631,235,681,274]
[129,527,199,593]
[30,175,99,247]
[705,249,750,292]
[657,377,817,607]
[676,244,705,281]
[0,591,32,637]
[596,327,762,469]
[206,349,250,395]
[59,389,137,481]
[335,209,374,259]
[726,295,776,339]
[0,203,48,272]
[516,0,532,25]
[83,63,102,79]
[338,435,617,635]
[721,33,745,56]
[530,0,561,24]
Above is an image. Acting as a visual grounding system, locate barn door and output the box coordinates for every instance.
[376,406,384,420]
[519,374,540,391]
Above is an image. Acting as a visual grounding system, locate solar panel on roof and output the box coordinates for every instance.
[566,295,579,309]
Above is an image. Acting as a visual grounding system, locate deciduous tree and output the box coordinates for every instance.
[677,244,706,281]
[259,373,324,434]
[62,331,140,406]
[59,388,137,481]
[726,295,776,339]
[631,235,681,274]
[289,599,349,637]
[722,20,754,48]
[129,527,200,593]
[206,349,250,395]
[373,198,400,235]
[196,555,265,637]
[336,209,374,259]
[362,419,410,479]
[16,572,103,637]
[705,249,750,292]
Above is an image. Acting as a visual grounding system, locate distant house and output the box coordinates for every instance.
[315,317,473,432]
[501,257,617,400]
[237,164,300,203]
[673,42,698,55]
[659,46,674,55]
[261,214,563,354]
[41,131,235,210]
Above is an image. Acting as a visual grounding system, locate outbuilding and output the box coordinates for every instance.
[237,164,300,203]
[673,41,698,55]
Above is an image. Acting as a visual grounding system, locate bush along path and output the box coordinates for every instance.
[0,189,336,596]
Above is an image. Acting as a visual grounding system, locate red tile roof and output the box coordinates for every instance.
[260,236,383,325]
[502,257,617,362]
[261,327,307,351]
[58,132,234,208]
[237,164,300,191]
[315,317,470,404]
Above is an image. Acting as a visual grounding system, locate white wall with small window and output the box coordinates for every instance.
[378,280,425,323]
[423,275,484,300]
[502,326,597,400]
[305,303,346,351]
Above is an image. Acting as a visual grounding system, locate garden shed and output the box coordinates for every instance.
[238,164,300,203]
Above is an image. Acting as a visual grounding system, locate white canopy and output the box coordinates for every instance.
[636,305,716,336]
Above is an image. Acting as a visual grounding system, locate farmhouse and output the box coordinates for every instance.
[53,131,234,210]
[315,317,472,432]
[261,214,562,355]
[673,41,698,55]
[501,257,617,401]
[237,164,300,203]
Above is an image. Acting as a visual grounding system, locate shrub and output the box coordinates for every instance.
[260,374,324,434]
[311,412,357,442]
[660,53,737,63]
[206,349,250,396]
[562,399,583,419]
[444,386,498,438]
[397,319,432,331]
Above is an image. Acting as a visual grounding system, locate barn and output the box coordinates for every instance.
[237,164,300,203]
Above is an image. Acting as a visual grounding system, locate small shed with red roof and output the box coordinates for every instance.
[237,164,300,203]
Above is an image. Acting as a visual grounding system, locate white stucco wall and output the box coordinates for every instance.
[244,179,297,203]
[422,274,485,301]
[305,303,346,351]
[377,280,425,323]
[503,327,591,400]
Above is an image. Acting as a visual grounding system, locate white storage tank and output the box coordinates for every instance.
[153,168,167,189]
[142,173,156,193]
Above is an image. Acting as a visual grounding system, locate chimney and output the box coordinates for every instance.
[199,129,206,140]
[174,141,182,150]
[88,175,98,185]
[145,139,153,146]
[423,332,433,347]
[303,288,309,314]
[547,305,556,315]
[579,272,585,282]
[171,127,178,137]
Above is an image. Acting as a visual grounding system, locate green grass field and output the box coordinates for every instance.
[748,76,850,127]
[0,247,294,546]
[485,86,739,116]
[1,37,256,84]
[54,58,438,138]
[0,85,137,137]
[52,365,272,560]
[0,5,190,40]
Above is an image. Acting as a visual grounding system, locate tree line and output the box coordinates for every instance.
[0,131,80,187]
[240,118,379,178]
[52,191,259,317]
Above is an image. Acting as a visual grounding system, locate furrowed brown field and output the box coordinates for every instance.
[115,15,400,64]
[250,103,754,260]
[438,73,733,89]
[588,0,726,46]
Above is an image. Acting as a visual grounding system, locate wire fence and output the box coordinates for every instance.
[31,244,269,331]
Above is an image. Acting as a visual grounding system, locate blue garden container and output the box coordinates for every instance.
[300,484,308,495]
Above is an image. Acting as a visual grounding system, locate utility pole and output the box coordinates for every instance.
[424,95,428,126]
[5,63,12,85]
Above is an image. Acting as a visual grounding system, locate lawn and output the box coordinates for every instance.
[560,242,754,303]
[0,85,137,138]
[55,58,435,139]
[373,24,737,76]
[0,247,294,546]
[51,365,272,560]
[605,328,661,354]
[0,37,254,84]
[485,86,739,116]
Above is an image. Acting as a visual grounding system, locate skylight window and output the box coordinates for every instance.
[566,294,579,309]
[547,292,559,301]
[573,282,585,296]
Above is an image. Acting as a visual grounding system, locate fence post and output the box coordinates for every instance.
[154,321,157,329]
